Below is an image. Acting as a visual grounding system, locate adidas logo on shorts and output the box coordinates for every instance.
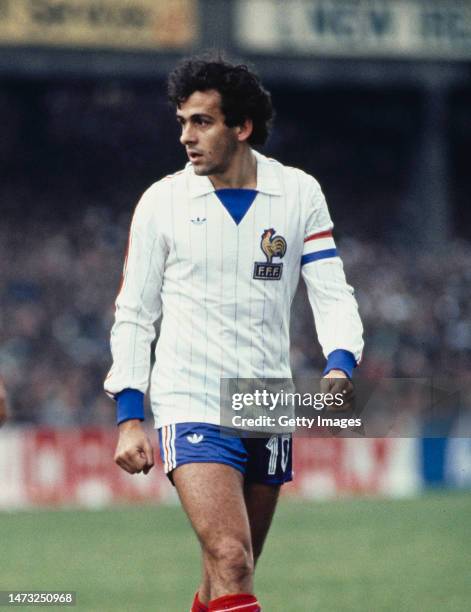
[186,433,204,444]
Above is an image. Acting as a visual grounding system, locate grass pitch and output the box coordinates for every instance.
[0,492,469,611]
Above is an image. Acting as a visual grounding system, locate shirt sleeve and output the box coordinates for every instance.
[301,179,364,376]
[104,186,168,398]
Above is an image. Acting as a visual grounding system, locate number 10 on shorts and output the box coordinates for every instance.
[266,435,290,475]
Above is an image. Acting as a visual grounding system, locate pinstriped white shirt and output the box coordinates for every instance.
[105,151,363,428]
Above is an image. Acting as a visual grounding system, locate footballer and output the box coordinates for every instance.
[105,56,363,612]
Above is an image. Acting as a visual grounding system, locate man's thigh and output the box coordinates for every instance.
[158,424,291,554]
[242,434,292,561]
[244,482,280,562]
[172,462,252,550]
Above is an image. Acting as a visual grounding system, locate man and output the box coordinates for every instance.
[105,57,363,612]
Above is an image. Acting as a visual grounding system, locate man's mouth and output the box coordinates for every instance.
[188,151,203,163]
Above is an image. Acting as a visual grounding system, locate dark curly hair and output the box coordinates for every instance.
[168,55,274,146]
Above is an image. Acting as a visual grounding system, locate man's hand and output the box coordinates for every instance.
[320,369,354,412]
[0,379,8,427]
[114,419,154,475]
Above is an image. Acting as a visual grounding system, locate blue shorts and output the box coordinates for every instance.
[158,423,292,486]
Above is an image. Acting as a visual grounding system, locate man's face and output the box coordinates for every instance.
[176,89,239,176]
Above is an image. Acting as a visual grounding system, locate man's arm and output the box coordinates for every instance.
[104,186,168,473]
[300,179,364,407]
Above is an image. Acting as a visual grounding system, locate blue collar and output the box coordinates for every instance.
[215,189,258,225]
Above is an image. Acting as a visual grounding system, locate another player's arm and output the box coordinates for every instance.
[0,378,8,427]
[300,179,364,409]
[105,186,168,473]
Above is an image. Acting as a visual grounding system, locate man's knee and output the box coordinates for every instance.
[205,537,254,582]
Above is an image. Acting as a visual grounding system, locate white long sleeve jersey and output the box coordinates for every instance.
[104,151,364,428]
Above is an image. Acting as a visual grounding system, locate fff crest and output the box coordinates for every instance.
[253,228,287,280]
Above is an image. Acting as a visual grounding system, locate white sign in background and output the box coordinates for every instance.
[235,0,471,60]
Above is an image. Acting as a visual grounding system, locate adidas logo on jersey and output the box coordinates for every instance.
[186,433,204,444]
[191,217,206,225]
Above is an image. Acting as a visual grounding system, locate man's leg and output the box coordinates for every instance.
[192,483,279,609]
[242,433,290,565]
[173,462,254,602]
[244,482,281,564]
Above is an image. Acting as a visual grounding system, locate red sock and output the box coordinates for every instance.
[208,593,260,611]
[191,591,209,612]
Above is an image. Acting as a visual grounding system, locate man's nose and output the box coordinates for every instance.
[180,123,196,146]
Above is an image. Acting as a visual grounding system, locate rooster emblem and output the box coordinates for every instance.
[253,228,287,280]
[260,228,287,263]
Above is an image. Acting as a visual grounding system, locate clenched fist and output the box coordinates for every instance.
[320,369,354,412]
[114,419,154,475]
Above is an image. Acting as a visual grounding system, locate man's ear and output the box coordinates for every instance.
[237,118,253,143]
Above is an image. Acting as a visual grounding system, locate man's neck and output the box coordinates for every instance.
[209,148,257,190]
